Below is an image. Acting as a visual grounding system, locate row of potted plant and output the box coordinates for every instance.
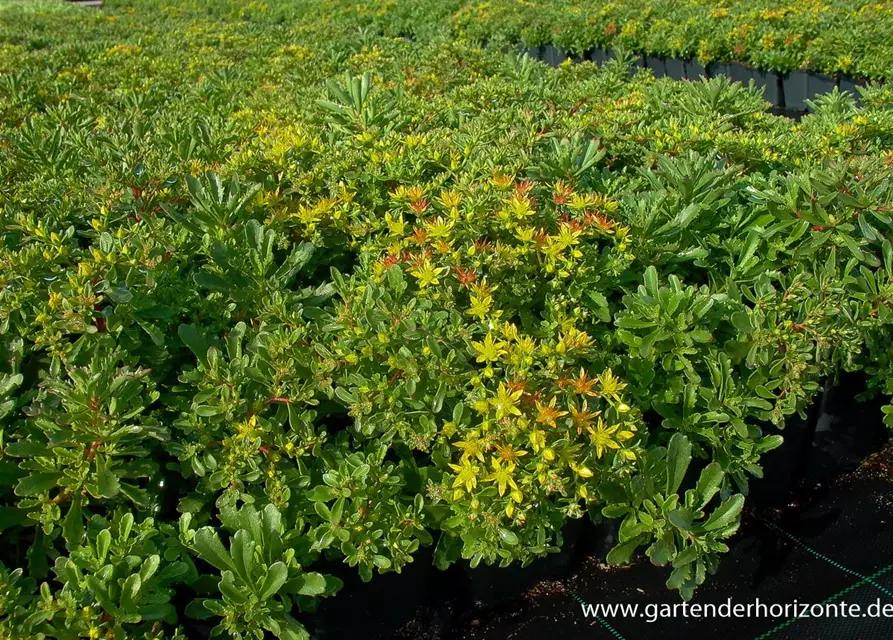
[348,0,893,83]
[3,1,893,638]
[516,44,863,111]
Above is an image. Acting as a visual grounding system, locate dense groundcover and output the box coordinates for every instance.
[4,0,893,638]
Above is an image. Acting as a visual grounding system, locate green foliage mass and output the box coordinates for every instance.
[3,0,893,637]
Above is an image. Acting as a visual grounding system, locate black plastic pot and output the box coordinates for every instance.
[752,70,783,104]
[839,77,859,97]
[838,76,865,104]
[782,70,809,110]
[645,55,667,78]
[310,547,435,640]
[517,44,543,60]
[588,48,609,65]
[179,617,215,640]
[750,373,889,508]
[665,57,685,80]
[748,387,826,508]
[807,71,837,105]
[806,372,890,483]
[684,58,708,80]
[542,45,565,68]
[585,517,621,563]
[708,62,734,81]
[728,61,755,86]
[464,519,583,608]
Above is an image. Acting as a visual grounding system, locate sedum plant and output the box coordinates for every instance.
[601,434,746,600]
[4,1,893,637]
[182,503,341,640]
